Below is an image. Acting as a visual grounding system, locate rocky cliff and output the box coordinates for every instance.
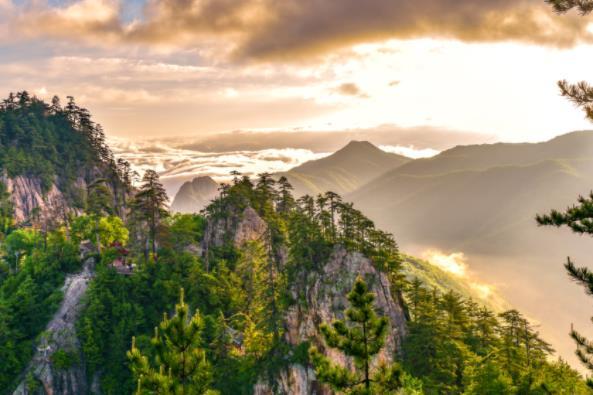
[1,175,83,224]
[203,205,408,395]
[202,206,268,254]
[1,167,126,225]
[254,246,407,395]
[12,243,96,395]
[171,176,219,214]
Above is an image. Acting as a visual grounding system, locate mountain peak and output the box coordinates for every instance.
[191,176,218,188]
[338,140,380,153]
[171,176,219,213]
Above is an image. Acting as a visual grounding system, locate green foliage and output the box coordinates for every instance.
[71,214,128,248]
[165,213,206,249]
[537,192,593,387]
[402,280,590,394]
[0,92,117,194]
[128,288,214,394]
[309,277,402,394]
[0,228,81,392]
[131,170,169,262]
[51,349,79,371]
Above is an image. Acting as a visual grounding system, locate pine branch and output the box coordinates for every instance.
[546,0,593,14]
[557,80,593,122]
[565,258,593,295]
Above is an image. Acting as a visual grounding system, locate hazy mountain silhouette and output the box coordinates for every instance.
[170,176,219,213]
[336,130,593,372]
[279,140,410,196]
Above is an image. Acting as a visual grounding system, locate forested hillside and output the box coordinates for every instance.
[0,91,133,224]
[0,95,590,394]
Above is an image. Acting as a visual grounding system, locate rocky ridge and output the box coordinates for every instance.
[254,246,407,395]
[13,243,96,395]
[202,205,407,394]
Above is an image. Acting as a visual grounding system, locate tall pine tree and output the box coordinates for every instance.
[536,1,593,386]
[132,170,168,262]
[309,277,402,394]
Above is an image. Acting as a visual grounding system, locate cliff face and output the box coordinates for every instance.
[255,246,407,395]
[13,243,96,395]
[2,166,127,225]
[2,175,84,224]
[202,206,268,251]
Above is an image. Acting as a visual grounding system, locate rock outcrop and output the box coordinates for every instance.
[1,175,82,224]
[203,206,407,394]
[170,176,219,214]
[255,246,408,395]
[202,206,268,251]
[13,243,96,395]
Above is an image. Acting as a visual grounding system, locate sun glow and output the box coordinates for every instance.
[423,250,468,277]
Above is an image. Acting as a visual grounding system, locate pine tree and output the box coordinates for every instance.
[537,3,593,386]
[87,178,113,253]
[276,176,295,214]
[547,0,593,15]
[127,288,214,395]
[132,170,168,262]
[537,197,593,383]
[309,277,402,394]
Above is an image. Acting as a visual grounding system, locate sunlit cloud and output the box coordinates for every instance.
[5,0,593,61]
[423,250,468,277]
[380,145,439,159]
[421,249,507,307]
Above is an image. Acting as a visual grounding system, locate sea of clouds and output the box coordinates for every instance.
[109,133,443,198]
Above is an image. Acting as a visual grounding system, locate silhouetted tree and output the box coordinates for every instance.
[132,170,168,262]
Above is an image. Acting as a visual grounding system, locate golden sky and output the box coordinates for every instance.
[1,0,593,143]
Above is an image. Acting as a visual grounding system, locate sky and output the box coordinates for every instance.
[1,0,593,142]
[2,0,593,190]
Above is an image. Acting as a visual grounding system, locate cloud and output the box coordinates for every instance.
[16,0,123,43]
[109,137,329,196]
[379,144,439,159]
[423,249,468,277]
[176,126,493,152]
[6,0,593,61]
[422,249,508,308]
[335,82,369,98]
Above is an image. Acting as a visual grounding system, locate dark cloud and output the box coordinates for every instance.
[10,0,593,61]
[335,82,368,98]
[235,0,593,59]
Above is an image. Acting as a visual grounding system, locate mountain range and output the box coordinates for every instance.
[172,130,593,370]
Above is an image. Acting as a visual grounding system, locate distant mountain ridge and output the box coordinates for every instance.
[339,130,593,371]
[347,131,593,253]
[279,140,410,196]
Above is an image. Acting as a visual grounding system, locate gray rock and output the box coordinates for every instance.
[13,248,96,395]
